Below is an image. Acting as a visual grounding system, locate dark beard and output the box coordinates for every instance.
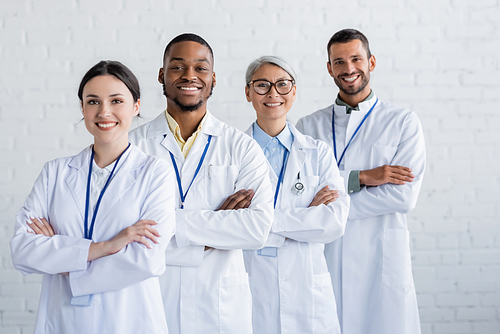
[334,72,369,96]
[163,82,214,112]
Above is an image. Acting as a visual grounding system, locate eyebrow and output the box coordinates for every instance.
[169,57,211,64]
[332,54,363,61]
[253,77,292,81]
[84,93,124,98]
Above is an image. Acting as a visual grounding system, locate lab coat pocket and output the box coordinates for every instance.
[300,175,320,207]
[382,229,413,289]
[219,273,252,334]
[312,273,340,332]
[205,165,239,209]
[371,144,398,167]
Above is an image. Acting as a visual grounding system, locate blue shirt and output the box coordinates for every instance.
[252,122,293,177]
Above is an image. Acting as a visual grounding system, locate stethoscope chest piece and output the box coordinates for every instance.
[291,172,305,195]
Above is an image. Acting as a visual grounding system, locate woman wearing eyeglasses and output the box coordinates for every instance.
[242,56,350,334]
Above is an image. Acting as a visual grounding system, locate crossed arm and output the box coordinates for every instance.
[27,217,160,263]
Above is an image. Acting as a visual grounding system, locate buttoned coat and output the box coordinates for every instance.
[243,122,350,334]
[296,95,425,334]
[129,112,274,334]
[10,145,176,334]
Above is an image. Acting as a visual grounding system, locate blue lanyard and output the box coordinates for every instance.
[332,98,378,167]
[274,149,289,208]
[84,143,130,240]
[169,135,212,209]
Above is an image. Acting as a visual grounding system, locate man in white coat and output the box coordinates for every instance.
[129,34,274,334]
[296,29,426,334]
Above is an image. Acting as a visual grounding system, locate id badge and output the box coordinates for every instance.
[257,247,278,257]
[70,294,93,307]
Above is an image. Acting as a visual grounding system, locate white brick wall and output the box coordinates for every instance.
[0,0,499,333]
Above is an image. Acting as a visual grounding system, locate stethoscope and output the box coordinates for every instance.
[275,154,305,206]
[291,172,304,196]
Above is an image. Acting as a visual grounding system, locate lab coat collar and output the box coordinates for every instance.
[287,122,317,150]
[245,122,313,187]
[146,110,223,162]
[200,111,224,137]
[65,145,145,228]
[182,111,223,162]
[333,92,378,117]
[252,122,293,152]
[245,121,315,150]
[146,109,223,138]
[67,144,146,172]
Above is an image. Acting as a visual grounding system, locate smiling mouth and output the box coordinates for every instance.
[96,122,117,128]
[342,75,359,83]
[179,86,200,91]
[264,102,283,107]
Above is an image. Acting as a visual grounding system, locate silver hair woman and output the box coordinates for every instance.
[245,55,297,86]
[242,55,349,334]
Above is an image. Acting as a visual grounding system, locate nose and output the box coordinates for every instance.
[181,66,196,80]
[267,83,280,97]
[345,60,356,74]
[98,102,112,117]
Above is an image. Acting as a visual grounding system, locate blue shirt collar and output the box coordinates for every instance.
[253,122,293,151]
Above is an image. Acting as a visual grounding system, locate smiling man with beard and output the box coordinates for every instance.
[296,29,426,334]
[129,33,273,334]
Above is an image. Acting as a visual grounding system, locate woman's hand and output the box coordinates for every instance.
[27,217,55,237]
[27,217,69,275]
[88,220,161,262]
[309,186,339,207]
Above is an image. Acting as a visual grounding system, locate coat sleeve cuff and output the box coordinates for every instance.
[174,209,189,248]
[270,209,285,233]
[348,170,362,194]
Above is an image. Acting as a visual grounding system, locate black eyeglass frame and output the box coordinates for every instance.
[247,79,295,95]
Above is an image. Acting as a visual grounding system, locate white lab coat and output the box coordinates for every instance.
[129,111,274,334]
[296,95,425,334]
[10,145,176,334]
[243,123,350,334]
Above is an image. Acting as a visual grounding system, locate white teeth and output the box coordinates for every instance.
[97,123,116,128]
[344,76,358,82]
[265,103,282,107]
[180,87,198,90]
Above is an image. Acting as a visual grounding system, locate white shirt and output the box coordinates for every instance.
[89,160,115,221]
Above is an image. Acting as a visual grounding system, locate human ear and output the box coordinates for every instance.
[369,55,376,72]
[158,68,164,84]
[134,99,141,116]
[245,85,251,102]
[212,72,216,88]
[327,61,334,77]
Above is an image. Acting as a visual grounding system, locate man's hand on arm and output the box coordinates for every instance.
[359,165,414,187]
[203,189,255,251]
[216,189,255,211]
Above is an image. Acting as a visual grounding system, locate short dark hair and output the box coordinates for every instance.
[78,60,140,103]
[162,33,214,63]
[327,29,371,61]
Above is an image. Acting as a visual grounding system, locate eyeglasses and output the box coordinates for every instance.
[248,79,295,95]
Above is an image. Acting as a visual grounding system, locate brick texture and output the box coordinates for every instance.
[0,1,499,333]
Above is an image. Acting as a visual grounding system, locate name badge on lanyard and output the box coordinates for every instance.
[332,98,378,167]
[71,143,130,307]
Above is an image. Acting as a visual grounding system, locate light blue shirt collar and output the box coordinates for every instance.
[253,122,293,152]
